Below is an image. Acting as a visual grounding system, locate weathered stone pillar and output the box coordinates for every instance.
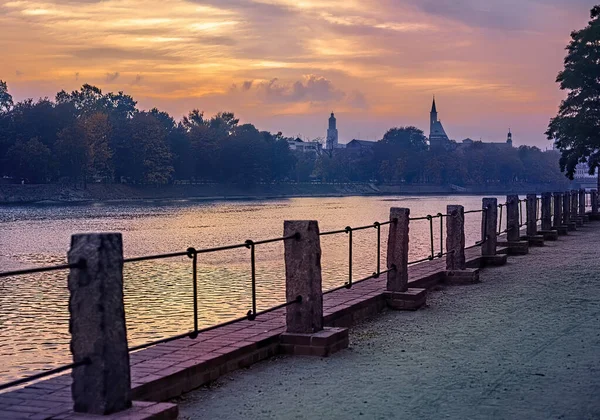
[497,195,529,254]
[384,208,426,310]
[386,208,409,293]
[283,221,323,334]
[538,192,559,240]
[571,190,579,222]
[563,191,575,230]
[445,205,479,283]
[592,189,598,217]
[541,192,552,231]
[446,205,465,271]
[506,194,520,242]
[481,198,497,257]
[553,192,562,228]
[282,221,348,356]
[68,233,131,415]
[480,198,506,266]
[579,189,586,219]
[526,194,538,237]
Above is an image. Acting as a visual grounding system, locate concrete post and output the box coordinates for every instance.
[283,221,323,334]
[506,194,520,242]
[386,208,410,293]
[481,198,497,257]
[563,191,570,224]
[541,192,552,231]
[68,233,131,415]
[526,194,537,237]
[446,205,465,271]
[592,189,598,216]
[579,189,586,218]
[281,221,348,357]
[553,192,562,228]
[445,205,480,283]
[384,208,426,310]
[571,190,579,220]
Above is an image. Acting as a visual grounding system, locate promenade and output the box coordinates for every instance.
[178,226,600,419]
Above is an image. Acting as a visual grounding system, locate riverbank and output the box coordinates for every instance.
[0,182,569,204]
[177,226,600,419]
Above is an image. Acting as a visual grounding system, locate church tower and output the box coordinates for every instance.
[430,97,438,135]
[428,96,450,149]
[326,112,339,150]
[507,129,513,147]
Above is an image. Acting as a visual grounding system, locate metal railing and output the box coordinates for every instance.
[0,203,494,392]
[320,220,395,294]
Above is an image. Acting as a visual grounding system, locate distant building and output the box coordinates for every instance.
[429,97,513,149]
[458,129,513,149]
[573,162,598,189]
[429,97,451,149]
[346,139,377,152]
[326,112,340,150]
[287,138,322,154]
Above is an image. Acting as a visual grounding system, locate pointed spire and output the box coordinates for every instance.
[431,96,437,114]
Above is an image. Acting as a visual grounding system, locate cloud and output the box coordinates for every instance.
[105,72,120,82]
[348,91,369,110]
[229,74,368,111]
[247,75,346,103]
[131,74,143,85]
[15,70,24,77]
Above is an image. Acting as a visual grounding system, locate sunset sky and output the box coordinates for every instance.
[0,0,596,147]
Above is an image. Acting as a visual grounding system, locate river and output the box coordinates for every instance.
[0,195,503,382]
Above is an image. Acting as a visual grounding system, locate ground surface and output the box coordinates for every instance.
[177,225,600,420]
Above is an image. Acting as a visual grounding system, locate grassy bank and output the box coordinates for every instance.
[0,182,570,204]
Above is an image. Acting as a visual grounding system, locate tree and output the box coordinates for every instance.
[5,138,53,183]
[0,80,13,113]
[129,112,173,185]
[546,5,600,190]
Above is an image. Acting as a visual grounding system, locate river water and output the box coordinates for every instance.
[0,195,503,382]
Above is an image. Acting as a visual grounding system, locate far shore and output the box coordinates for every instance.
[0,182,572,205]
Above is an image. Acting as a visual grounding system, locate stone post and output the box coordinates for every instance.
[563,191,574,229]
[481,198,497,257]
[526,194,537,237]
[506,194,520,242]
[541,192,552,231]
[445,205,479,284]
[592,189,598,217]
[446,205,465,271]
[386,208,410,293]
[68,233,131,415]
[579,189,586,218]
[282,221,348,356]
[553,192,562,228]
[283,221,323,334]
[571,190,579,221]
[384,208,426,310]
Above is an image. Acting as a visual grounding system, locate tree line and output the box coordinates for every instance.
[0,82,566,187]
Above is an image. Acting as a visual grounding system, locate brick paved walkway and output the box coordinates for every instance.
[0,247,491,419]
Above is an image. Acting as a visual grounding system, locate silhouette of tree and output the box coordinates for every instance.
[546,5,600,189]
[6,138,52,183]
[0,80,13,113]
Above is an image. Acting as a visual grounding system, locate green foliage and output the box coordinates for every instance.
[546,5,600,180]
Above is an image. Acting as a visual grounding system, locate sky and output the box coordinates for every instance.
[0,0,596,147]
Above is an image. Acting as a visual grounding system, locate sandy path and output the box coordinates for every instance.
[177,225,600,420]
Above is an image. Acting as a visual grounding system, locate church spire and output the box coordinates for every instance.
[431,96,437,114]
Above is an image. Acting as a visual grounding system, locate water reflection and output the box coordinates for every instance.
[0,195,503,381]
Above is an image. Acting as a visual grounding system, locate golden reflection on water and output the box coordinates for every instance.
[0,195,504,381]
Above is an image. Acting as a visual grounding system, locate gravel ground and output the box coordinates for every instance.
[177,226,600,420]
